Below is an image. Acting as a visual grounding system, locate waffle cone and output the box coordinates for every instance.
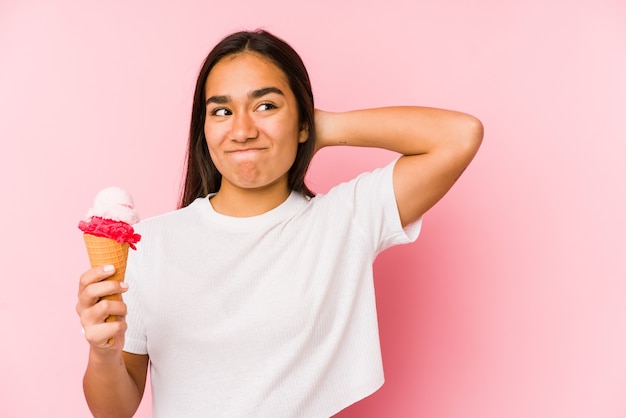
[83,234,130,324]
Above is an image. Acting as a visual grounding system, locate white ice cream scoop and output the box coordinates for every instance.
[85,186,140,224]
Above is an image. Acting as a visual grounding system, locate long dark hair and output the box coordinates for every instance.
[179,30,316,208]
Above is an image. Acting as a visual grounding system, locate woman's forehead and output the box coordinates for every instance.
[204,52,290,95]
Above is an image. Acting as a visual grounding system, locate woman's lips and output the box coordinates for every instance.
[226,148,268,161]
[227,148,266,153]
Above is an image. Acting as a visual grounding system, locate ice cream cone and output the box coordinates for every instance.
[83,234,130,323]
[79,187,141,346]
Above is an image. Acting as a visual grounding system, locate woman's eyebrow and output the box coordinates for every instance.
[205,87,284,105]
[250,87,284,99]
[206,95,229,105]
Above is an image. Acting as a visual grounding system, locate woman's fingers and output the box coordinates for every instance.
[78,280,128,311]
[78,265,116,294]
[80,298,128,326]
[76,266,128,314]
[83,317,128,350]
[76,265,130,350]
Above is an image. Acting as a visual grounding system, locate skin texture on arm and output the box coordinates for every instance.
[314,107,483,226]
[83,350,148,418]
[77,266,149,417]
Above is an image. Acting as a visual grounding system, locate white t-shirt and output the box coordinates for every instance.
[124,160,421,417]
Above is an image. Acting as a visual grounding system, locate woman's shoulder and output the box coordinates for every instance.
[312,159,397,202]
[135,198,204,233]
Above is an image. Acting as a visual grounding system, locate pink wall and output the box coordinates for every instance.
[1,0,625,416]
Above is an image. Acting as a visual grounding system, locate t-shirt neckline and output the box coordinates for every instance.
[195,190,307,230]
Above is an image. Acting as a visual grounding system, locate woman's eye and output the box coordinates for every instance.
[257,103,276,111]
[212,108,231,116]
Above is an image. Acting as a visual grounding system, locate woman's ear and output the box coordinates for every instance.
[298,123,309,143]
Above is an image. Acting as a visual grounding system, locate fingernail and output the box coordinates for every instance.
[103,265,115,273]
[120,282,129,289]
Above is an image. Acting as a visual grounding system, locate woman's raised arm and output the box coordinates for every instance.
[314,107,483,226]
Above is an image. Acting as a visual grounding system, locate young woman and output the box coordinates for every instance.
[76,30,483,417]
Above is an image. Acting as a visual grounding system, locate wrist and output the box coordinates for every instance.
[89,345,123,366]
[313,109,338,150]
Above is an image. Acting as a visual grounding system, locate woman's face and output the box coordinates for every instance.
[203,52,308,195]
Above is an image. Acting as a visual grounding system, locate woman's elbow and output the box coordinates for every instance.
[459,113,484,156]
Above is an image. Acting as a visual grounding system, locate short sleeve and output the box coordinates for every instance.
[122,248,148,355]
[375,158,422,252]
[327,158,422,255]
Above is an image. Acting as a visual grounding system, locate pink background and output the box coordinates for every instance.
[1,0,625,416]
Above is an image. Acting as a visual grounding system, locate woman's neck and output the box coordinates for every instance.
[209,181,291,217]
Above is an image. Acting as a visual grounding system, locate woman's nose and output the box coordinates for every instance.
[230,111,258,142]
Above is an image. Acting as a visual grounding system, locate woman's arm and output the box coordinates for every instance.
[77,266,149,417]
[83,350,149,417]
[314,107,483,226]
